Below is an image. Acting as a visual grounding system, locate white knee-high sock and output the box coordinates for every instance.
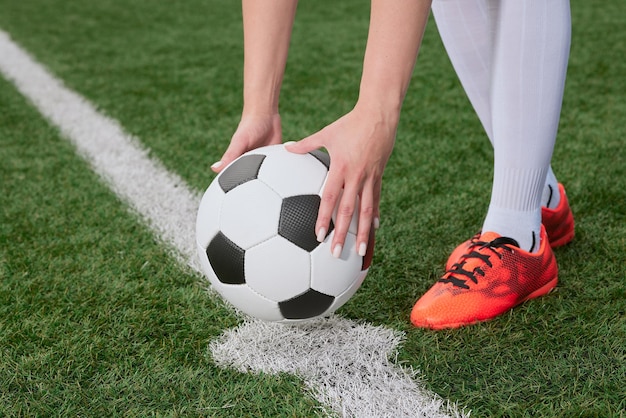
[484,0,571,251]
[432,0,565,211]
[432,0,498,140]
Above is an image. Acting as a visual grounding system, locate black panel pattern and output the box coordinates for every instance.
[278,195,334,252]
[278,289,335,320]
[218,154,266,193]
[308,149,331,170]
[206,232,246,284]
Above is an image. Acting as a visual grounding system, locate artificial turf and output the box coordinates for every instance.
[1,0,624,416]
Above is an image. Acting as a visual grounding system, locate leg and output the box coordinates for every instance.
[432,0,498,140]
[411,0,571,329]
[485,0,571,251]
[432,0,564,211]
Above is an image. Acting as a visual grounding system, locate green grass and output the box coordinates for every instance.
[0,77,322,416]
[1,0,625,416]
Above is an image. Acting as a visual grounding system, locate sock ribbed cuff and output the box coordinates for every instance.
[490,166,547,212]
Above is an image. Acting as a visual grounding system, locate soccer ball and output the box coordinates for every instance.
[196,144,374,323]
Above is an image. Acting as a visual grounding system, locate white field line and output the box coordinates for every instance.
[0,29,467,418]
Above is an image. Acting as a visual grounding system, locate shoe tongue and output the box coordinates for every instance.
[478,231,502,242]
[478,231,520,248]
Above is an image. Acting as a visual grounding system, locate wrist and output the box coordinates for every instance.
[242,97,280,119]
[356,74,407,124]
[242,84,281,118]
[354,95,402,127]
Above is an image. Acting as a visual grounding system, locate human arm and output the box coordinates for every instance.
[212,0,298,172]
[286,0,432,256]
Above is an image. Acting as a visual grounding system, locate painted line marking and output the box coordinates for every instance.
[0,28,467,418]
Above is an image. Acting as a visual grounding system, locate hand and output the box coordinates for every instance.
[286,103,398,258]
[211,113,283,173]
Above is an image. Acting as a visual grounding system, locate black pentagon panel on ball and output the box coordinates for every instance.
[308,149,330,170]
[206,232,246,284]
[278,289,335,320]
[218,154,266,193]
[278,195,334,252]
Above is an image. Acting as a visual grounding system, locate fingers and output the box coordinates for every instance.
[316,166,350,258]
[316,166,380,259]
[290,129,383,258]
[355,178,379,257]
[286,125,385,259]
[288,134,364,258]
[333,182,361,258]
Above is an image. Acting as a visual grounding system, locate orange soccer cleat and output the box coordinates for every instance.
[445,183,574,271]
[411,227,558,329]
[541,183,575,248]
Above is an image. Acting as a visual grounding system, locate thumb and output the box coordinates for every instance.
[211,142,248,173]
[284,134,324,155]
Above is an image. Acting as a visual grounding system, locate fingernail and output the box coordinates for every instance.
[211,161,223,170]
[283,141,296,148]
[358,242,367,257]
[373,217,380,229]
[316,227,327,243]
[332,244,343,258]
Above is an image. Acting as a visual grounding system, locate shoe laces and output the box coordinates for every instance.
[439,236,520,289]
